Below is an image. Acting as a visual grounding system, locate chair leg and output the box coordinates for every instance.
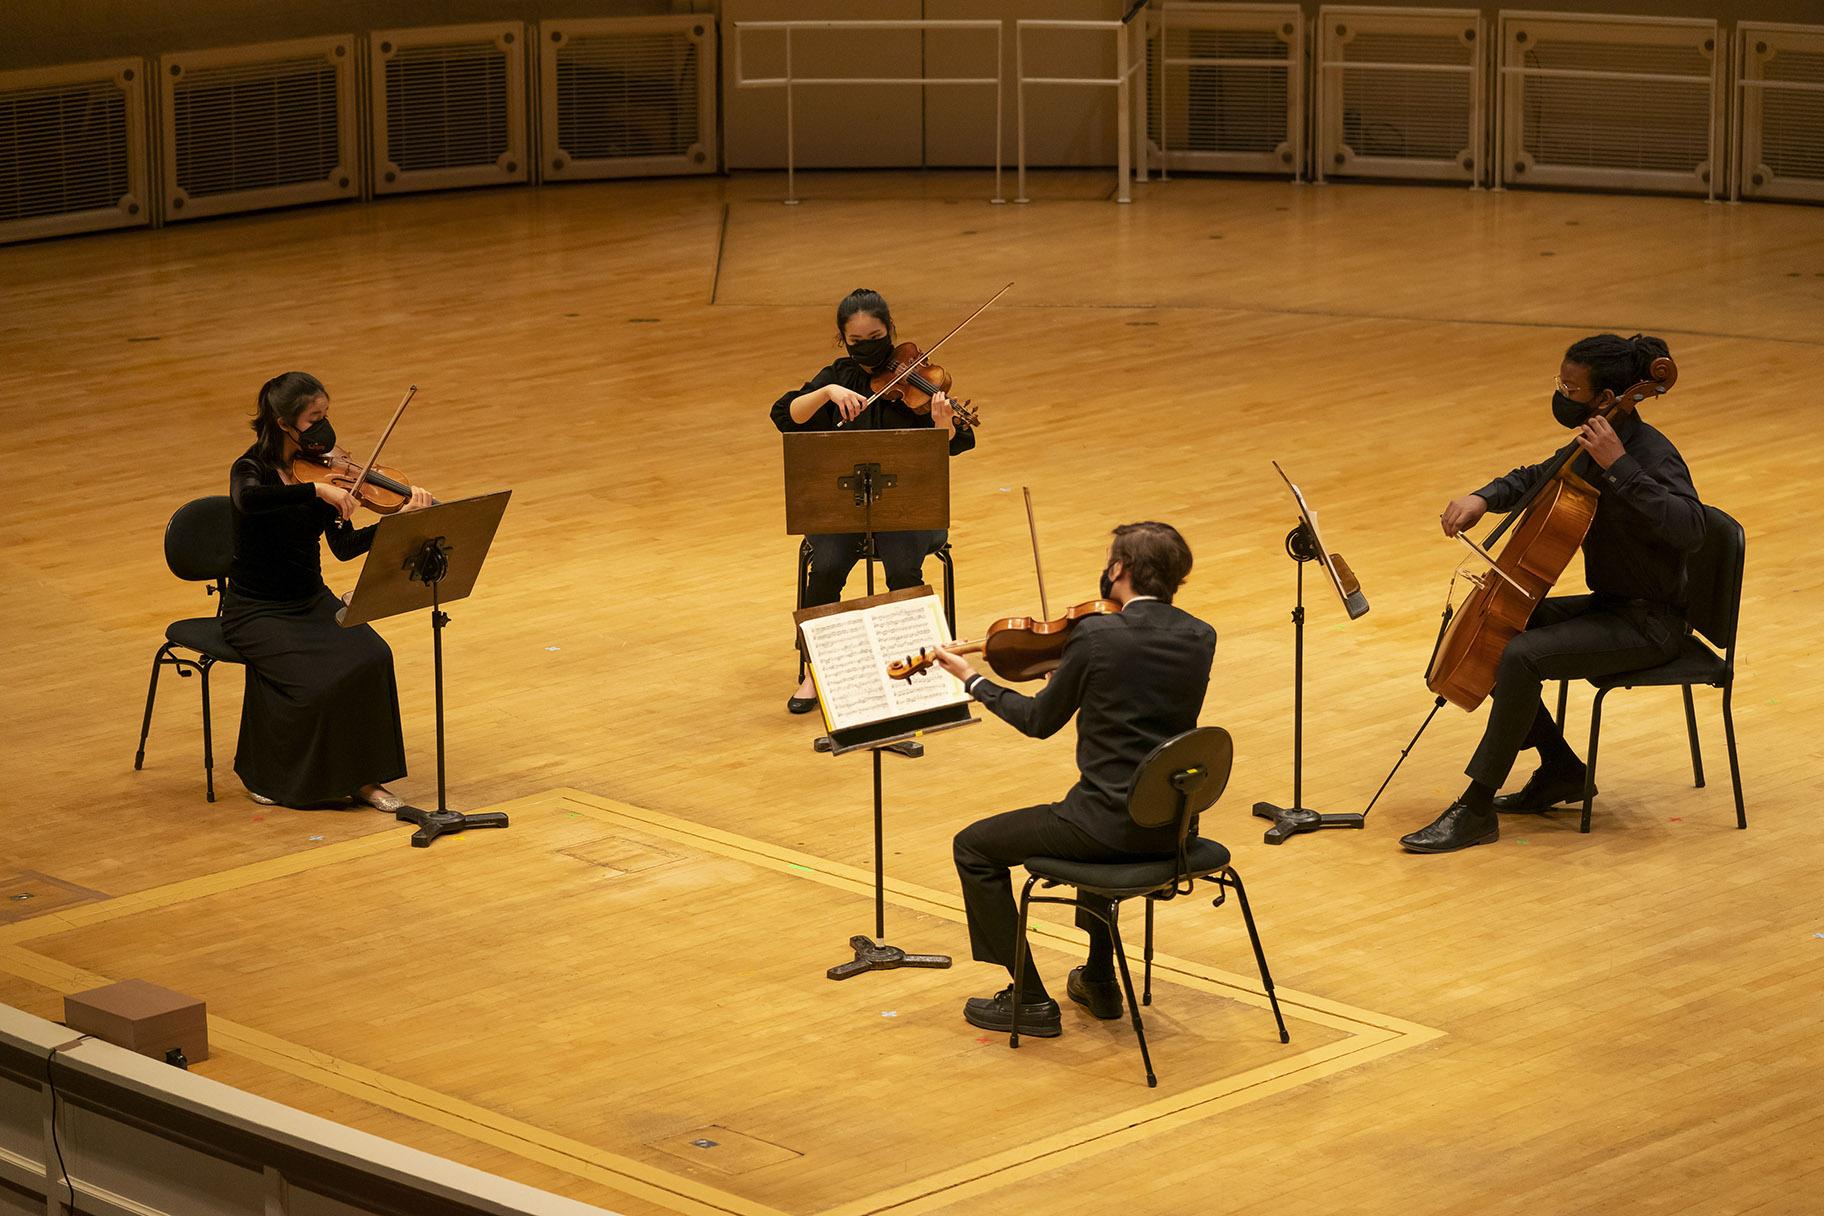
[1555,679,1568,731]
[938,546,957,636]
[1582,688,1608,834]
[796,546,812,681]
[1682,684,1706,789]
[1009,875,1040,1049]
[1106,905,1157,1088]
[199,657,217,803]
[135,643,175,770]
[1142,896,1155,1007]
[1225,870,1289,1044]
[1721,682,1746,830]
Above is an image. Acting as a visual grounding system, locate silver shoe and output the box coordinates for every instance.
[249,792,278,806]
[362,790,405,813]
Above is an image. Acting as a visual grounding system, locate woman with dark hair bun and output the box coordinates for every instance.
[769,289,978,714]
[1402,333,1706,854]
[222,373,433,810]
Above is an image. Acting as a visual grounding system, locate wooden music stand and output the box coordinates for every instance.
[783,431,966,978]
[340,491,511,847]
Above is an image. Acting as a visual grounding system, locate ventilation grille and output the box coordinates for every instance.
[0,60,149,244]
[372,24,527,195]
[160,37,357,222]
[1317,8,1483,182]
[1148,4,1302,175]
[539,16,716,180]
[1736,23,1824,203]
[1499,14,1720,197]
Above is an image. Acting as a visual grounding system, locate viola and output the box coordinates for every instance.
[869,342,980,430]
[1425,356,1678,710]
[289,446,430,515]
[889,599,1122,683]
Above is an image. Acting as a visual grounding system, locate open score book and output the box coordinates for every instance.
[799,592,973,735]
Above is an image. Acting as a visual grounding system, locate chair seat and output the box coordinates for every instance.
[1587,636,1725,690]
[1026,837,1232,897]
[166,616,244,663]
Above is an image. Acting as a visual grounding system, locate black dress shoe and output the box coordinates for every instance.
[1494,765,1593,814]
[1067,967,1123,1020]
[786,694,819,715]
[1400,800,1499,854]
[963,985,1062,1037]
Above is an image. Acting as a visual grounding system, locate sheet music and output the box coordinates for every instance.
[800,594,969,733]
[867,597,967,717]
[1273,460,1352,608]
[800,612,894,731]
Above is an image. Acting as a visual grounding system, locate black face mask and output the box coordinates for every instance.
[845,336,894,369]
[1551,391,1593,429]
[294,416,335,452]
[1099,562,1118,600]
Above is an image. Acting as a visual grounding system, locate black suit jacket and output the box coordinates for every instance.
[967,599,1217,853]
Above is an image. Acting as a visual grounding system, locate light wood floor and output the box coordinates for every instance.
[1,170,1821,1215]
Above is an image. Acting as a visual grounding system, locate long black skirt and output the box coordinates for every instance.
[221,586,406,805]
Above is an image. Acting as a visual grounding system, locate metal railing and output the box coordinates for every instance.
[1314,7,1486,188]
[1015,10,1150,203]
[1729,21,1824,203]
[1152,2,1305,182]
[1495,12,1724,201]
[731,19,1004,204]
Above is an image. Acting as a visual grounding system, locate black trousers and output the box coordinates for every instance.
[1466,594,1682,788]
[803,528,946,608]
[954,804,1149,985]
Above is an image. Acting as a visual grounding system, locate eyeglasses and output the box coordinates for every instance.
[1554,378,1590,398]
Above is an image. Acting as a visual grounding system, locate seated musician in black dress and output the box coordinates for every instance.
[1402,334,1705,853]
[223,372,433,810]
[771,288,976,715]
[930,523,1216,1037]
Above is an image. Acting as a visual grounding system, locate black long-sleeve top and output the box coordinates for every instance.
[227,444,376,601]
[770,359,977,456]
[962,599,1216,853]
[1473,415,1704,611]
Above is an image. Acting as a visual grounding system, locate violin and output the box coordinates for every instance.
[889,599,1121,682]
[1425,356,1678,710]
[869,342,980,430]
[289,447,430,515]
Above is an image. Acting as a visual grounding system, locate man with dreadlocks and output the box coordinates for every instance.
[1401,334,1707,854]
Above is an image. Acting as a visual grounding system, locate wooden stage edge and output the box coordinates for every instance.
[0,787,1441,1216]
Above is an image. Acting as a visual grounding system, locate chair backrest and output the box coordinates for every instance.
[164,496,236,583]
[1126,727,1234,849]
[1685,504,1745,655]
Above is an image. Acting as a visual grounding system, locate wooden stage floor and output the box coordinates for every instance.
[1,170,1820,1214]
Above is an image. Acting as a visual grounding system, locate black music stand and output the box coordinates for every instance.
[340,491,511,848]
[1252,463,1370,845]
[783,430,964,978]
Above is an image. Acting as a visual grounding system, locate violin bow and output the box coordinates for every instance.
[845,282,1014,420]
[1022,485,1051,620]
[344,384,417,510]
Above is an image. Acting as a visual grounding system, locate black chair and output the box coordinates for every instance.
[1553,503,1746,833]
[795,537,956,677]
[133,496,246,802]
[1009,726,1289,1087]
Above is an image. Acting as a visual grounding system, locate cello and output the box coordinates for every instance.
[1426,355,1679,710]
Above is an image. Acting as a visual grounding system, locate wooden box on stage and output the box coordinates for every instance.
[64,979,209,1063]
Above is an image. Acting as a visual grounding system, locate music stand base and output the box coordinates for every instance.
[395,805,510,849]
[826,934,952,981]
[1252,801,1365,846]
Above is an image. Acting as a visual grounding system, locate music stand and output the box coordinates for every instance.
[783,430,962,978]
[340,491,511,848]
[1252,463,1370,845]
